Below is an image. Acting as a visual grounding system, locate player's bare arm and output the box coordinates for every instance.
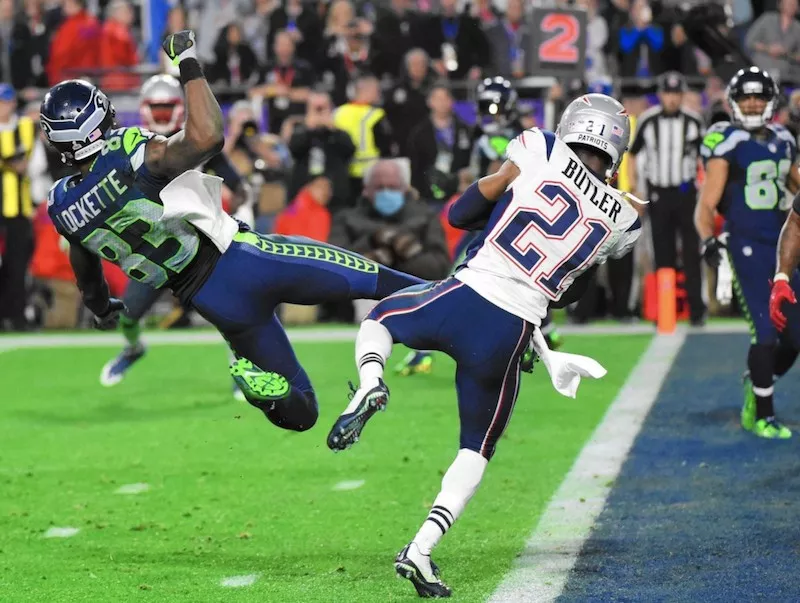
[695,157,728,240]
[69,241,125,330]
[771,201,800,331]
[695,157,729,267]
[787,163,800,194]
[777,202,800,276]
[68,242,111,316]
[449,160,520,230]
[145,30,225,179]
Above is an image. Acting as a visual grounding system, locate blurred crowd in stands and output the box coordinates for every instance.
[1,0,800,331]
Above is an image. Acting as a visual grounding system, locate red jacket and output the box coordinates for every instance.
[99,20,140,91]
[274,189,331,242]
[440,195,467,260]
[47,11,101,85]
[30,204,128,297]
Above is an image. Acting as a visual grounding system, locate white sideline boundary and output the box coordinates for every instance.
[0,322,742,354]
[488,331,687,603]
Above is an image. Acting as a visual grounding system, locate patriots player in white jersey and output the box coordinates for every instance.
[326,94,644,598]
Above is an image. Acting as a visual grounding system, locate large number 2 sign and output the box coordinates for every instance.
[529,7,586,78]
[539,13,580,64]
[490,183,610,298]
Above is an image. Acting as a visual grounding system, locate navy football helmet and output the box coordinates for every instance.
[40,80,116,164]
[727,67,777,130]
[476,77,517,124]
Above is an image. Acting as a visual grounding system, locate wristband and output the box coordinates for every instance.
[774,272,790,282]
[179,58,205,86]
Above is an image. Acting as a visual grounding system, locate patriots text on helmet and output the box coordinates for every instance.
[54,168,128,235]
[575,133,610,151]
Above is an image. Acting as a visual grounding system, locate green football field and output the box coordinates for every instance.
[0,333,649,602]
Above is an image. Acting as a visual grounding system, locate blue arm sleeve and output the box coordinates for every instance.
[448,181,494,231]
[644,26,664,51]
[619,28,642,53]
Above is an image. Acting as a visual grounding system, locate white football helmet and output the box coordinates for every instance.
[139,74,184,136]
[555,93,631,179]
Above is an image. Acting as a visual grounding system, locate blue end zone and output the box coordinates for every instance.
[559,333,800,603]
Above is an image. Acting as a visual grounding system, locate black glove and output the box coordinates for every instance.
[162,30,198,66]
[93,298,126,331]
[701,236,725,268]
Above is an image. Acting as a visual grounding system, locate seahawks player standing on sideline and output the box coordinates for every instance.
[328,94,642,597]
[470,75,562,350]
[42,30,424,433]
[99,74,253,398]
[696,67,800,440]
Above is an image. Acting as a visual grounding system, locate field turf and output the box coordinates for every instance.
[0,334,648,602]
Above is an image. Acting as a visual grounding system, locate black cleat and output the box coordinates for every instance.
[327,379,389,451]
[394,543,451,598]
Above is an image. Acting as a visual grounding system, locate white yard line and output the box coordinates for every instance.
[488,331,687,603]
[219,574,260,588]
[0,322,743,353]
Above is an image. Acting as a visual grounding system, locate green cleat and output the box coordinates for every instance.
[740,371,756,432]
[545,329,563,350]
[394,351,433,377]
[229,358,290,406]
[750,417,792,439]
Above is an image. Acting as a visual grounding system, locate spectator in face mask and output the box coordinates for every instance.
[328,158,451,280]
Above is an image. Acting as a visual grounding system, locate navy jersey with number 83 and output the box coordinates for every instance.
[47,127,202,289]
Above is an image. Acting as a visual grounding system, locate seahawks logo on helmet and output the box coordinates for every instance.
[39,79,116,165]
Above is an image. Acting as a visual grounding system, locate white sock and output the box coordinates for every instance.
[412,449,488,555]
[355,319,392,389]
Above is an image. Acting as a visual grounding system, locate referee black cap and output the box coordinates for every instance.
[658,71,687,93]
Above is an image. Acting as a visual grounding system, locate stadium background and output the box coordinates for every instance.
[0,0,793,331]
[3,2,800,603]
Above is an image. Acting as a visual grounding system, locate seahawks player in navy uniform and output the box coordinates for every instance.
[696,67,800,439]
[99,74,251,395]
[42,30,423,432]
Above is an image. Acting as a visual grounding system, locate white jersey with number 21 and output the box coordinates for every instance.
[455,128,642,326]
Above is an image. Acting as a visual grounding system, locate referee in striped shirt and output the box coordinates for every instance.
[628,71,706,325]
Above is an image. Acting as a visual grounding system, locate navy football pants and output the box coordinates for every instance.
[368,277,534,460]
[191,232,424,430]
[728,235,800,347]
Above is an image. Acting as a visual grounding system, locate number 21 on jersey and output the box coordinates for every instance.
[490,181,610,298]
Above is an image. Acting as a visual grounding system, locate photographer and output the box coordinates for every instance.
[226,101,290,231]
[288,90,355,214]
